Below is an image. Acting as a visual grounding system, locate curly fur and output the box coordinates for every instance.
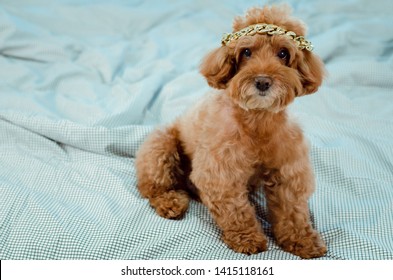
[136,4,327,258]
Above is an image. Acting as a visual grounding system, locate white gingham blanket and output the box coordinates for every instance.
[0,0,392,259]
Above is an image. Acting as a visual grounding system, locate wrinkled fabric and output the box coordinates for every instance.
[0,0,392,259]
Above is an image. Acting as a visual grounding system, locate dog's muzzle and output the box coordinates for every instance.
[255,76,272,95]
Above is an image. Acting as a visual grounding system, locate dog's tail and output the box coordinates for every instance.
[135,123,190,219]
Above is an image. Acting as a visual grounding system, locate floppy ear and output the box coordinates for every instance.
[297,51,325,96]
[200,46,236,89]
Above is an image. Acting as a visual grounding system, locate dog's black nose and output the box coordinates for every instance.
[255,76,272,92]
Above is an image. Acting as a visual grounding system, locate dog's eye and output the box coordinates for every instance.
[242,48,252,58]
[277,48,290,64]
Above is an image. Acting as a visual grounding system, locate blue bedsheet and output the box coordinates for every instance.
[0,0,392,259]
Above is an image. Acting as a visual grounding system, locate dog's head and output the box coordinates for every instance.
[200,5,324,112]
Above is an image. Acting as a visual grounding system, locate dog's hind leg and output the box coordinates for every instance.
[135,124,190,219]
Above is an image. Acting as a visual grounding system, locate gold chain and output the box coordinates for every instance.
[221,23,314,51]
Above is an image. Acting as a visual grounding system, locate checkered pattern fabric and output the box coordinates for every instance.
[0,0,392,260]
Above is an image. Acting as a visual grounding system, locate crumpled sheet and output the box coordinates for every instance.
[0,0,392,259]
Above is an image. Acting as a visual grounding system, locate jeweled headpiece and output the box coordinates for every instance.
[221,23,313,51]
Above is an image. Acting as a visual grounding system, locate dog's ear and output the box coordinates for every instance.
[297,51,325,96]
[200,46,236,89]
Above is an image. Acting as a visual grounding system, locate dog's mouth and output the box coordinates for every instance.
[235,76,284,111]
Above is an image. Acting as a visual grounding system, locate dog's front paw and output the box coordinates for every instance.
[223,230,268,255]
[279,231,327,259]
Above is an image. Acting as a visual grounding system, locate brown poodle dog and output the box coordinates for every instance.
[136,4,327,258]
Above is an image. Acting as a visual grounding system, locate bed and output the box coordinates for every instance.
[1,0,392,260]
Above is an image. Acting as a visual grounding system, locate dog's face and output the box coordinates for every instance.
[200,5,324,112]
